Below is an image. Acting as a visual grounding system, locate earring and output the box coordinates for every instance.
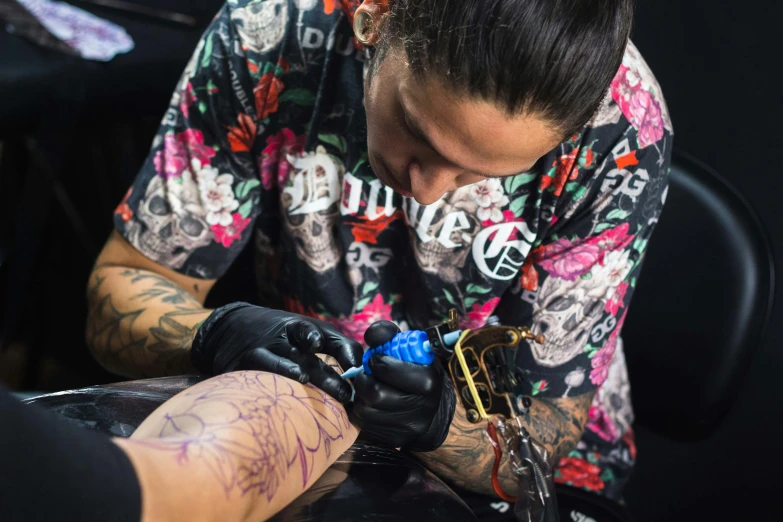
[353,9,374,44]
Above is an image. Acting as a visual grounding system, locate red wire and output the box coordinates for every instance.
[486,421,517,503]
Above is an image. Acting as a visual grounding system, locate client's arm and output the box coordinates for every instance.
[116,370,358,522]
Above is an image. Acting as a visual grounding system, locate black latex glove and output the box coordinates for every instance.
[352,320,457,452]
[191,302,362,403]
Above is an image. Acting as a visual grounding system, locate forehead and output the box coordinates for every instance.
[395,56,564,174]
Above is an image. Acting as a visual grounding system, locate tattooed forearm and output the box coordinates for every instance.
[86,266,211,378]
[122,269,202,308]
[414,391,594,497]
[118,371,359,521]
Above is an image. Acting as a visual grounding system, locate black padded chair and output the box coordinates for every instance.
[623,151,774,441]
[621,152,774,521]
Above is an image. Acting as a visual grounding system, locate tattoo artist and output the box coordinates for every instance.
[86,0,671,504]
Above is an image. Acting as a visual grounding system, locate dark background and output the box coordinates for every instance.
[627,1,783,520]
[1,0,781,520]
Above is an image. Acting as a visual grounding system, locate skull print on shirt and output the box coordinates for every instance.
[114,1,673,495]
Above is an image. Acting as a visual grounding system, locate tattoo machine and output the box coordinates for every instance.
[340,328,463,379]
[444,313,559,522]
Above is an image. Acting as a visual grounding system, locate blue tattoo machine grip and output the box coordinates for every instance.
[341,329,462,379]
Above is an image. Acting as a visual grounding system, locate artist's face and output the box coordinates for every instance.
[364,49,565,205]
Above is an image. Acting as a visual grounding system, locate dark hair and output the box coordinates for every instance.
[376,0,635,136]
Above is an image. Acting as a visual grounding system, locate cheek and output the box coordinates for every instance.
[364,100,410,170]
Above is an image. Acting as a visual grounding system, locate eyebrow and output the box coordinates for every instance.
[400,99,533,178]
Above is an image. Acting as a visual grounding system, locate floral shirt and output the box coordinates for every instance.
[114,0,673,499]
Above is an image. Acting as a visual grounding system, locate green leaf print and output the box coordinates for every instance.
[198,101,207,114]
[572,185,588,200]
[583,344,599,358]
[507,172,537,193]
[594,223,612,234]
[318,133,347,154]
[464,297,477,309]
[530,380,548,396]
[586,452,599,464]
[510,194,528,217]
[565,181,580,194]
[237,198,254,219]
[355,297,371,311]
[580,272,592,280]
[606,208,630,221]
[352,156,367,174]
[235,179,260,199]
[633,237,648,253]
[278,88,315,106]
[466,283,492,295]
[200,33,213,69]
[600,469,616,482]
[362,281,379,295]
[442,288,456,305]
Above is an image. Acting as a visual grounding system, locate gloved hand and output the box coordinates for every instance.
[352,320,456,452]
[191,302,362,403]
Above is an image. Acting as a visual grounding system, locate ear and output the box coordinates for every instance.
[352,0,389,46]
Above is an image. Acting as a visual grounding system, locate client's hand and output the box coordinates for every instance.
[190,302,362,403]
[351,321,457,452]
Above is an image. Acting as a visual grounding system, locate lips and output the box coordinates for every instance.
[371,156,414,198]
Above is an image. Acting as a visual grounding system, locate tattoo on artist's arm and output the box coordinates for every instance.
[86,266,211,378]
[414,391,594,497]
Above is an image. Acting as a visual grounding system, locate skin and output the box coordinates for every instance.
[86,230,215,378]
[116,367,358,522]
[415,392,594,496]
[86,7,588,501]
[364,47,564,205]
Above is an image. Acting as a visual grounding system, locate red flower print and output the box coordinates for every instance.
[622,428,637,460]
[604,280,629,315]
[227,113,257,153]
[580,148,594,169]
[538,237,601,281]
[615,150,639,170]
[551,151,580,196]
[611,64,665,148]
[153,129,216,179]
[282,295,326,321]
[115,187,133,222]
[180,82,197,119]
[461,297,501,330]
[520,256,539,292]
[628,89,664,148]
[555,457,605,492]
[585,223,634,258]
[586,405,619,443]
[539,174,552,191]
[211,212,251,247]
[325,0,361,17]
[254,72,284,121]
[260,128,305,189]
[350,211,403,245]
[329,294,393,345]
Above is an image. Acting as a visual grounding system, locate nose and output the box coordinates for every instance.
[408,160,459,205]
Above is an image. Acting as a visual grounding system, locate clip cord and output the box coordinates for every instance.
[453,330,517,501]
[486,420,518,503]
[452,329,488,420]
